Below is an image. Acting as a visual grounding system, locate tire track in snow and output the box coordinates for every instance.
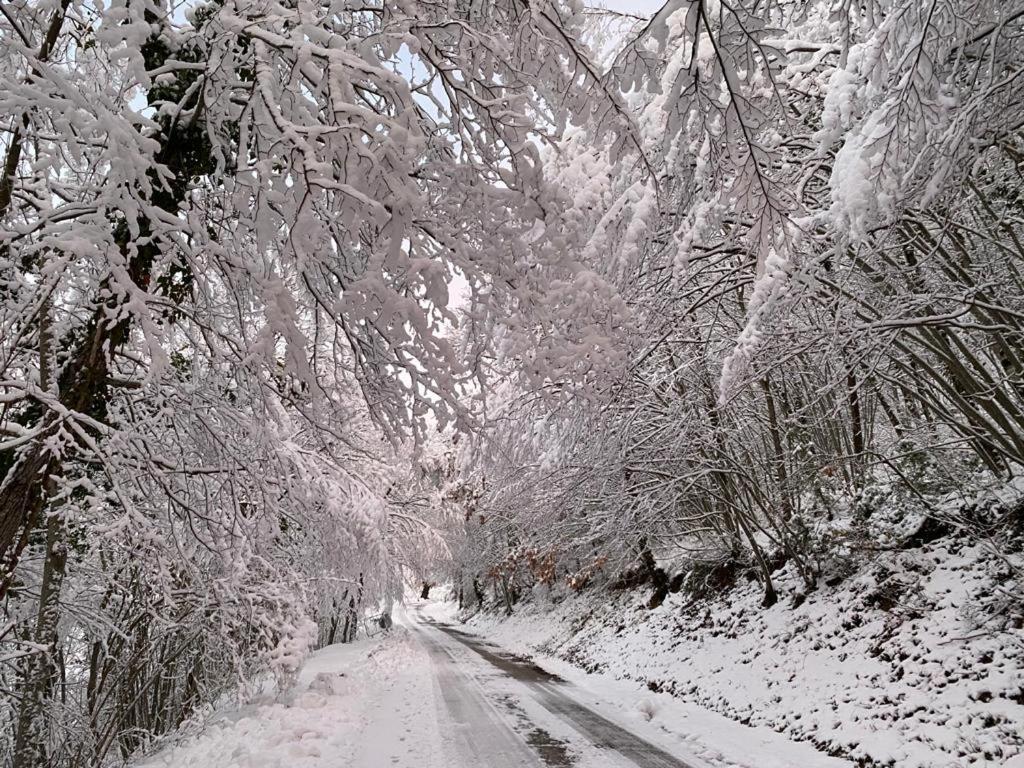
[417,625,543,767]
[412,609,701,768]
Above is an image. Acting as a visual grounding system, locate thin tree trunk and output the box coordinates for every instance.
[326,599,340,645]
[760,376,792,520]
[12,286,66,768]
[12,489,67,768]
[847,368,866,485]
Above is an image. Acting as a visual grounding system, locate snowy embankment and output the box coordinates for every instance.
[461,535,1024,767]
[138,629,445,768]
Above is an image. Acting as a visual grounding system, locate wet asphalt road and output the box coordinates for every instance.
[410,608,701,768]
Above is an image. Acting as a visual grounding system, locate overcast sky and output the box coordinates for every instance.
[599,0,665,14]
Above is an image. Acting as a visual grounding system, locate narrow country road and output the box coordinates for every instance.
[407,606,702,768]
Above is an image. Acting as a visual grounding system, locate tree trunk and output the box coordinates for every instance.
[13,503,68,768]
[501,577,514,616]
[760,376,792,519]
[326,599,340,646]
[847,368,865,484]
[733,511,778,608]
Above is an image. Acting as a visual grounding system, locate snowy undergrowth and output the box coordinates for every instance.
[138,629,444,768]
[463,507,1024,766]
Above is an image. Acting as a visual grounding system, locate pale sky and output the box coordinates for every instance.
[599,0,665,14]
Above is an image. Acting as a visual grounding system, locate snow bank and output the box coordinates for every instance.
[138,629,444,768]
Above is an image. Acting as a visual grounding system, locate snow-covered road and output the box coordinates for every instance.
[410,605,700,768]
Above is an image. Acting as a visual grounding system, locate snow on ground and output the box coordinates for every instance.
[135,531,1022,768]
[452,536,1024,767]
[139,599,856,768]
[139,627,445,768]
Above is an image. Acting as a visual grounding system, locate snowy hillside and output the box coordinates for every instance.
[464,508,1024,766]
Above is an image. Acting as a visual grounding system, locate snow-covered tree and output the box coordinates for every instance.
[453,0,1024,611]
[0,0,632,764]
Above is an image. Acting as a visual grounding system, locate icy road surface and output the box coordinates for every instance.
[412,606,699,768]
[142,602,852,768]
